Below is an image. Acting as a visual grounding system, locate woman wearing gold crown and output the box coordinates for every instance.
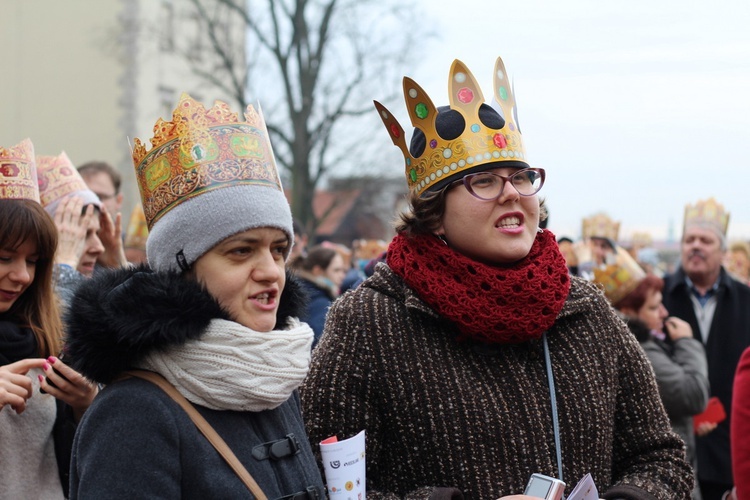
[301,58,692,499]
[63,95,325,498]
[592,247,711,500]
[1,138,98,499]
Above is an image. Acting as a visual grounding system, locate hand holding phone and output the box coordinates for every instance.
[524,473,566,500]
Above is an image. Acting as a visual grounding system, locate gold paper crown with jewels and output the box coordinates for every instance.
[592,246,646,306]
[683,197,729,237]
[0,138,40,202]
[132,93,283,229]
[374,56,529,196]
[582,212,620,242]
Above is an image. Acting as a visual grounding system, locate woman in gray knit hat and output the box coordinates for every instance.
[302,57,693,499]
[64,94,324,499]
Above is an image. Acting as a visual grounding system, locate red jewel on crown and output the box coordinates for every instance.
[457,87,474,104]
[493,133,507,149]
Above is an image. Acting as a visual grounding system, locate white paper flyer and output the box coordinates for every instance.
[320,430,366,500]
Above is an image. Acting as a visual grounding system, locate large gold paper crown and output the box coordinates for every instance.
[592,246,647,306]
[582,212,620,242]
[0,138,39,202]
[683,197,729,237]
[374,57,528,196]
[132,93,283,229]
[36,151,89,207]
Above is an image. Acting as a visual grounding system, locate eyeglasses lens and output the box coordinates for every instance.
[467,170,542,200]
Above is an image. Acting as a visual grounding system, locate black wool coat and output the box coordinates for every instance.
[65,266,325,499]
[662,266,750,485]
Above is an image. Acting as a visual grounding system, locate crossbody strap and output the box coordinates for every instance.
[542,333,565,497]
[124,369,268,500]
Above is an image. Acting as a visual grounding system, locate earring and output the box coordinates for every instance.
[437,234,448,245]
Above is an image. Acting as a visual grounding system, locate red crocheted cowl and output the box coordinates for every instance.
[387,229,571,344]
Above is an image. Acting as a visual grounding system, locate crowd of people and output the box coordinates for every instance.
[2,55,749,500]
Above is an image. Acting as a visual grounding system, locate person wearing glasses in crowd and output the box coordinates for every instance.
[302,57,692,499]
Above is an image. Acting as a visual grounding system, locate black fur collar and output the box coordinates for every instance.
[65,265,307,384]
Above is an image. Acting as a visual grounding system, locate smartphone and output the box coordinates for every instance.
[39,357,71,394]
[524,473,566,500]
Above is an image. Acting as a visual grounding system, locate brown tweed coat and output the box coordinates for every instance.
[301,265,693,500]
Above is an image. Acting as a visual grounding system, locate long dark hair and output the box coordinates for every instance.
[0,199,62,357]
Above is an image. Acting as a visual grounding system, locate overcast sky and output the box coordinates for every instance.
[384,0,750,242]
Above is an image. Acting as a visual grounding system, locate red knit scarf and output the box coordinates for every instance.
[387,229,570,344]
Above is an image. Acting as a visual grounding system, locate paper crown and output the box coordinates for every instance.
[124,203,148,250]
[592,246,647,306]
[0,138,40,202]
[683,197,729,237]
[582,212,620,242]
[132,93,283,230]
[37,151,99,209]
[374,56,528,196]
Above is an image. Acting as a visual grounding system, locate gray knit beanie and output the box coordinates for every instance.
[133,94,294,273]
[146,183,293,272]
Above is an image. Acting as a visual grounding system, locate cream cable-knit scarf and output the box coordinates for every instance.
[138,318,313,412]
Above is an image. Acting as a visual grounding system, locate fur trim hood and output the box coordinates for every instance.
[65,265,307,384]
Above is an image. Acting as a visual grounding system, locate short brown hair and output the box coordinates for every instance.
[394,186,548,237]
[78,161,122,193]
[614,274,664,312]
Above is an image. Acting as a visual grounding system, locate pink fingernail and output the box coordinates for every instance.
[47,356,57,364]
[43,363,50,371]
[38,374,44,382]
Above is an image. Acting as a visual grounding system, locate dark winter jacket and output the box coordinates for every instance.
[663,266,750,485]
[65,266,325,499]
[302,265,693,500]
[295,273,336,347]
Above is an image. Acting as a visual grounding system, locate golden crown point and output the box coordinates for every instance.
[592,246,646,305]
[36,151,90,208]
[132,93,283,229]
[684,197,729,237]
[0,138,39,202]
[374,56,529,196]
[582,212,620,242]
[630,231,653,248]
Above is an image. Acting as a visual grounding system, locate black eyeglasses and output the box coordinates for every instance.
[448,168,546,201]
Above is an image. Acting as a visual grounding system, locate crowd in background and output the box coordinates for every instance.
[3,55,750,500]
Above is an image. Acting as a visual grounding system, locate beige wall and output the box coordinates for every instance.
[0,0,122,173]
[1,0,247,222]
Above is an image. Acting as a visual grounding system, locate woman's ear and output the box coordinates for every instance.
[311,265,325,277]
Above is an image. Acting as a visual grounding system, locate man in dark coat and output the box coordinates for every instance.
[662,197,750,500]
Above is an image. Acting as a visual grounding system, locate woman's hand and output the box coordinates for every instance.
[38,356,98,421]
[54,196,94,268]
[96,206,128,268]
[0,358,47,414]
[695,421,718,436]
[664,316,693,341]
